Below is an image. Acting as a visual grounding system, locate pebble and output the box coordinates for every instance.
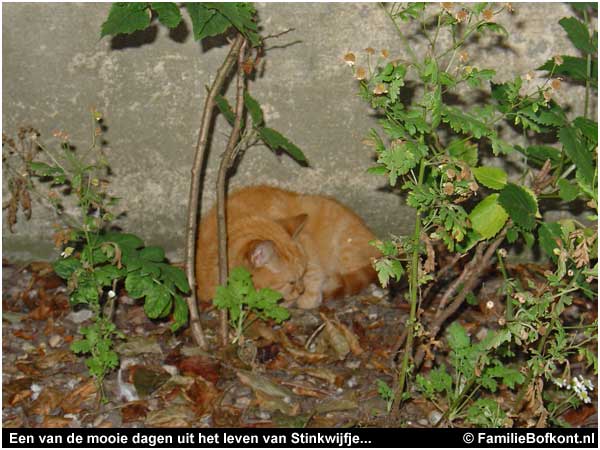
[417,418,428,426]
[428,410,443,425]
[256,410,271,420]
[30,383,42,400]
[66,309,93,324]
[346,376,358,388]
[371,287,385,299]
[48,335,63,348]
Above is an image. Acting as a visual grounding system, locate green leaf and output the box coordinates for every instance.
[160,264,191,294]
[94,264,124,287]
[244,91,264,126]
[140,246,165,262]
[367,165,388,176]
[102,232,144,251]
[560,126,594,185]
[186,3,232,41]
[538,56,597,86]
[516,145,561,166]
[441,106,491,139]
[70,338,92,354]
[206,2,260,46]
[557,179,579,202]
[477,22,508,37]
[259,127,307,163]
[125,271,153,299]
[490,137,514,155]
[101,3,151,38]
[538,222,562,262]
[53,257,81,279]
[144,283,172,319]
[573,117,598,145]
[215,94,235,126]
[151,2,182,28]
[171,294,189,332]
[559,17,595,54]
[447,322,470,351]
[374,258,404,288]
[447,139,478,166]
[469,194,508,239]
[377,141,428,186]
[472,167,507,190]
[498,183,538,231]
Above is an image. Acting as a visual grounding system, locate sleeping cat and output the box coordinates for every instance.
[195,185,380,309]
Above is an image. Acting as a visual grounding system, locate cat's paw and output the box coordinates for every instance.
[295,291,323,309]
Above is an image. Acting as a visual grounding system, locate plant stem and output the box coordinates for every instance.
[391,157,426,420]
[583,9,591,119]
[381,3,419,68]
[496,249,512,321]
[216,36,248,347]
[185,34,245,351]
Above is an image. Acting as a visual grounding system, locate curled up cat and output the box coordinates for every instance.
[196,185,381,309]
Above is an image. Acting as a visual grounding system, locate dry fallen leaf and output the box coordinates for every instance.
[176,356,220,384]
[60,379,97,414]
[29,387,63,415]
[121,401,149,423]
[41,416,73,428]
[145,405,196,427]
[321,314,350,360]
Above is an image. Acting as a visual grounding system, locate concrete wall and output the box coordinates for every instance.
[2,3,593,261]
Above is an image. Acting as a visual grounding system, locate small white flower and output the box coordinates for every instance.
[61,247,74,258]
[108,290,116,299]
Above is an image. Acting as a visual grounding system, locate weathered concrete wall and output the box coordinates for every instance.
[2,3,593,261]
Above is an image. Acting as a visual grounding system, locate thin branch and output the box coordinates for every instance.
[216,35,248,347]
[185,34,245,350]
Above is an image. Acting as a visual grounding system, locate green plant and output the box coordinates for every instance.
[348,2,597,422]
[213,266,289,344]
[376,379,395,413]
[416,322,521,426]
[101,2,305,348]
[22,111,189,395]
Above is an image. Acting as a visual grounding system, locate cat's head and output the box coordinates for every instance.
[241,214,308,301]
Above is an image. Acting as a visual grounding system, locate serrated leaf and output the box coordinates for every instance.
[447,139,478,166]
[367,165,388,176]
[171,294,189,331]
[560,126,594,185]
[472,167,507,190]
[538,222,562,262]
[516,145,561,166]
[205,2,260,46]
[259,127,307,163]
[53,257,82,279]
[374,258,404,288]
[559,17,595,54]
[573,117,598,145]
[160,264,191,294]
[498,183,538,231]
[187,3,232,41]
[447,322,470,350]
[144,283,172,319]
[557,179,579,202]
[490,137,514,155]
[125,271,153,299]
[140,246,165,262]
[441,106,491,139]
[244,91,264,126]
[469,194,508,239]
[538,56,597,86]
[151,2,182,28]
[94,264,124,287]
[101,3,151,38]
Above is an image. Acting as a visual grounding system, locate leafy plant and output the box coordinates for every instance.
[416,322,520,426]
[376,379,395,413]
[101,2,305,348]
[18,111,189,395]
[213,266,289,344]
[348,2,597,423]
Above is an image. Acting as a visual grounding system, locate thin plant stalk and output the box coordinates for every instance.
[184,35,245,350]
[216,36,248,347]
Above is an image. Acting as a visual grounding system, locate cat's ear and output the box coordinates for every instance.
[277,214,308,239]
[248,240,277,268]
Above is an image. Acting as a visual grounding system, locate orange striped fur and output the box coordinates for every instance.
[196,185,380,309]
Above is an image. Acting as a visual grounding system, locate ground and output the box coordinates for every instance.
[1,259,597,428]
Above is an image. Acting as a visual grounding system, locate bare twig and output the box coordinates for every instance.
[185,34,245,350]
[413,227,508,369]
[263,27,296,41]
[216,36,248,347]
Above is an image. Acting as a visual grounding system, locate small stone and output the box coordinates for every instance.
[346,376,358,388]
[256,410,271,420]
[48,334,63,348]
[417,418,428,426]
[428,410,443,425]
[66,309,93,324]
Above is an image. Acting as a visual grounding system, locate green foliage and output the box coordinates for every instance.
[376,379,395,413]
[214,266,290,344]
[26,111,189,393]
[350,3,597,423]
[101,3,261,46]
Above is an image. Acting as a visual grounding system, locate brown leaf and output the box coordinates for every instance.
[35,349,75,370]
[131,366,170,398]
[278,330,328,364]
[12,330,35,341]
[41,416,73,428]
[336,321,364,356]
[15,362,42,377]
[176,356,220,384]
[121,401,149,423]
[184,377,219,417]
[320,314,350,360]
[563,405,596,427]
[145,405,196,427]
[255,391,300,416]
[29,387,63,415]
[60,379,97,414]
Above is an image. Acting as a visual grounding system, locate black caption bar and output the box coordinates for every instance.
[3,428,598,448]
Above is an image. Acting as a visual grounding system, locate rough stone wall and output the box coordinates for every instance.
[2,3,594,261]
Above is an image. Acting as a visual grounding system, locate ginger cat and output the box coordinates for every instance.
[196,185,380,309]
